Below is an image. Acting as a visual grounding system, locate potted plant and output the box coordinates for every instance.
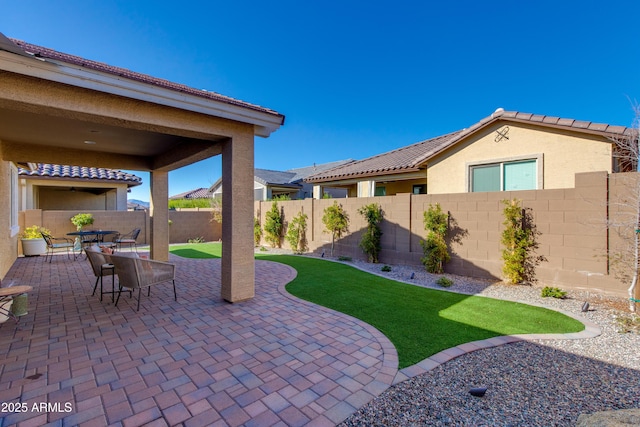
[70,213,94,231]
[20,225,50,256]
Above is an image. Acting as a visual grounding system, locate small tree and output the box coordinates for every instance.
[285,211,308,254]
[607,101,640,311]
[254,216,263,247]
[358,203,383,263]
[500,199,543,284]
[210,196,222,224]
[322,201,349,256]
[420,203,450,273]
[264,201,284,248]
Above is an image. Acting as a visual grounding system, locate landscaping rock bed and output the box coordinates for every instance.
[336,258,640,426]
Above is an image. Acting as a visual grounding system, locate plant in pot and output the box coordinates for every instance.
[70,213,94,231]
[20,225,50,256]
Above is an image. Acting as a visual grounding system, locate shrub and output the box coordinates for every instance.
[169,198,211,209]
[70,213,94,231]
[322,201,349,256]
[211,196,222,224]
[337,256,352,261]
[285,211,308,254]
[358,203,383,263]
[20,225,51,239]
[264,201,284,248]
[616,315,640,334]
[381,265,392,272]
[436,276,453,288]
[254,217,263,247]
[420,204,450,273]
[501,199,544,284]
[541,286,567,299]
[187,236,205,244]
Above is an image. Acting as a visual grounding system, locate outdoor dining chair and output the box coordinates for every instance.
[41,232,76,263]
[113,228,141,252]
[85,246,117,302]
[109,253,176,311]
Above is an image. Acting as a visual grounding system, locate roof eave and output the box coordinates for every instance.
[0,50,285,138]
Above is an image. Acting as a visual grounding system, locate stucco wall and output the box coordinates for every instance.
[0,159,18,279]
[427,122,613,194]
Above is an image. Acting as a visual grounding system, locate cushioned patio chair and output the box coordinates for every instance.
[113,228,141,252]
[41,232,76,263]
[85,245,116,302]
[109,253,176,311]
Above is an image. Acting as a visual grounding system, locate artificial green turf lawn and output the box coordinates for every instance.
[170,243,585,368]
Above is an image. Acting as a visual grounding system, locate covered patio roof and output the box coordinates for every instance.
[0,33,284,302]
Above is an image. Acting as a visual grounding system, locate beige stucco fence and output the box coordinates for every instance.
[254,171,639,299]
[19,208,221,252]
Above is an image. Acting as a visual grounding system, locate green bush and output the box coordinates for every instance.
[254,217,263,247]
[187,237,205,244]
[264,201,284,248]
[381,265,392,272]
[420,204,450,274]
[20,225,51,239]
[436,277,453,288]
[70,213,94,231]
[168,198,211,209]
[500,199,545,285]
[541,286,567,299]
[358,204,383,263]
[337,256,352,261]
[322,201,349,256]
[285,211,308,254]
[616,315,640,334]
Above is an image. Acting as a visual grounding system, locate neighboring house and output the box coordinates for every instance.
[306,109,633,197]
[210,159,353,201]
[18,163,142,211]
[169,187,211,200]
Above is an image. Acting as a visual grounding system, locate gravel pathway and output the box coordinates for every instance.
[334,259,640,426]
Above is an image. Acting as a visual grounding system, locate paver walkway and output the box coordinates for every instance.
[0,254,397,426]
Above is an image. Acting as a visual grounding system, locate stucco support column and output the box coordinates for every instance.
[149,170,169,261]
[313,185,323,199]
[221,130,255,302]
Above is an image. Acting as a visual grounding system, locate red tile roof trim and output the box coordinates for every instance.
[307,110,632,183]
[9,38,284,121]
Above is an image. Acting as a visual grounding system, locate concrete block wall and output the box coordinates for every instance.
[254,171,636,298]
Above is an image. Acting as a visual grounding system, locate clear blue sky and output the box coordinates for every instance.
[3,1,640,201]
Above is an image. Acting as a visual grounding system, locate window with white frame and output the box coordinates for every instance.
[470,159,538,192]
[10,163,19,236]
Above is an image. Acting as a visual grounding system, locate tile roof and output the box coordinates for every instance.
[286,159,354,182]
[169,187,211,200]
[306,131,462,182]
[254,169,300,187]
[17,163,142,186]
[7,38,284,121]
[306,109,632,183]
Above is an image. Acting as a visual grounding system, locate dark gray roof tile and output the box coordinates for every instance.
[18,163,141,186]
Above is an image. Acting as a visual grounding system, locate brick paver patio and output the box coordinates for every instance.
[0,253,397,426]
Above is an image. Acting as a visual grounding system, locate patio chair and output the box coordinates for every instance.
[41,232,76,263]
[113,228,141,252]
[85,246,116,302]
[109,253,176,311]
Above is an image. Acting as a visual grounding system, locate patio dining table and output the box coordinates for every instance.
[67,230,118,254]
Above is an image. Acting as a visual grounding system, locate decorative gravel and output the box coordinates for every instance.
[335,259,640,426]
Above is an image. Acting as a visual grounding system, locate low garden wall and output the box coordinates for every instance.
[19,208,221,252]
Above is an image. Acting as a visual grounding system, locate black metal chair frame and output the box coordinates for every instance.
[41,232,77,263]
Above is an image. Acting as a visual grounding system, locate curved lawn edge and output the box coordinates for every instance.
[330,257,602,384]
